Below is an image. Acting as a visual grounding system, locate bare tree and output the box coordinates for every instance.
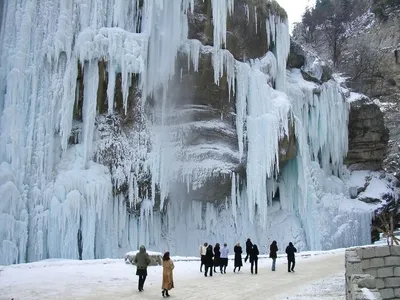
[372,199,400,246]
[341,37,387,95]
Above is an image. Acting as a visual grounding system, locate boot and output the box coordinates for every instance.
[233,267,236,273]
[166,290,170,297]
[162,290,165,297]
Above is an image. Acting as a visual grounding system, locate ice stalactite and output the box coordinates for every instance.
[245,62,291,228]
[287,70,349,176]
[266,13,290,92]
[211,0,234,85]
[82,63,99,166]
[235,63,250,161]
[231,172,237,224]
[278,70,371,250]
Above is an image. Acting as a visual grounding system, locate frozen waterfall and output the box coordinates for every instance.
[0,0,374,265]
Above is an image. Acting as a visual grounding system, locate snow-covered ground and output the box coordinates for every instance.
[0,250,345,300]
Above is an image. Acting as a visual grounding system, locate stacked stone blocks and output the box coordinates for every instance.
[346,246,400,300]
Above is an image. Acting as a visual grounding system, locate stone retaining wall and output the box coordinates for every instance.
[346,246,400,300]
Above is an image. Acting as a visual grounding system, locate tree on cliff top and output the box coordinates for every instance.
[294,0,352,67]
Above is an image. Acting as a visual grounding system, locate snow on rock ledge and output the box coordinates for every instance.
[125,250,163,266]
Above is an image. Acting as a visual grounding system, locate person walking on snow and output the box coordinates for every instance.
[285,242,297,273]
[204,245,214,277]
[213,243,221,272]
[199,242,208,272]
[220,243,229,273]
[162,251,175,298]
[250,244,259,274]
[244,238,253,263]
[134,245,151,292]
[269,240,278,271]
[233,242,243,272]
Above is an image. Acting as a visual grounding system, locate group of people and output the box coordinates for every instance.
[199,239,261,276]
[133,239,298,297]
[200,239,298,275]
[134,246,174,298]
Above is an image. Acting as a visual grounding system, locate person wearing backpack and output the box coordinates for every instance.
[134,245,151,292]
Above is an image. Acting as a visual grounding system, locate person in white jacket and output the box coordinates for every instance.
[219,243,229,274]
[199,242,208,272]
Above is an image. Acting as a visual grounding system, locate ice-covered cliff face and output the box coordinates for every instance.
[0,0,374,265]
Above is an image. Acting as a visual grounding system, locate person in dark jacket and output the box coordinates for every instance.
[250,244,260,274]
[134,245,151,291]
[233,242,243,272]
[244,238,253,263]
[285,242,297,272]
[213,243,221,272]
[269,241,278,271]
[204,245,214,277]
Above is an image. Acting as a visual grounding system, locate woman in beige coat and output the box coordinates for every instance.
[162,251,174,297]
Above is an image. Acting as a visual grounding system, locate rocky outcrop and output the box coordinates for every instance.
[125,251,162,266]
[287,39,332,83]
[188,0,287,61]
[346,98,389,171]
[382,94,400,179]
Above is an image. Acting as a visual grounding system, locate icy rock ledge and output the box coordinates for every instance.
[125,251,162,266]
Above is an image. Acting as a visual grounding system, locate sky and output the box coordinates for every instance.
[276,0,316,32]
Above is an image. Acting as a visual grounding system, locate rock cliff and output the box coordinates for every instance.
[292,0,397,174]
[346,98,389,171]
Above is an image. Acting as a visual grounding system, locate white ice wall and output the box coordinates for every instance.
[0,0,374,265]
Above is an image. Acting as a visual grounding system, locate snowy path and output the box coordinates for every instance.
[0,251,344,300]
[171,252,345,300]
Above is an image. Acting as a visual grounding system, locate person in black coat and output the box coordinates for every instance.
[269,240,278,271]
[213,243,221,272]
[244,238,253,263]
[250,244,259,274]
[233,242,243,272]
[204,245,214,277]
[285,242,297,272]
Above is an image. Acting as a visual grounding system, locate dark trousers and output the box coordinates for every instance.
[288,259,295,271]
[251,259,258,274]
[220,258,228,273]
[205,265,213,276]
[138,274,146,290]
